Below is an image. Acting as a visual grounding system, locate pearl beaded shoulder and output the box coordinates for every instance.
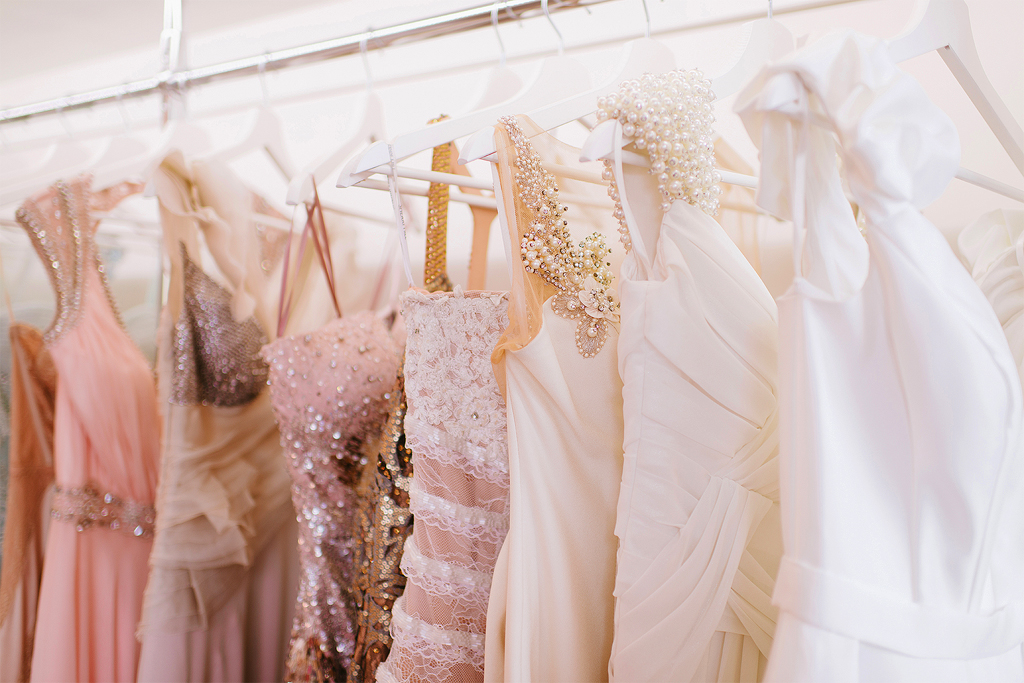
[499,115,619,358]
[595,69,721,251]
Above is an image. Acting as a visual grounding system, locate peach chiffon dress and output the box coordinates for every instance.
[15,176,161,682]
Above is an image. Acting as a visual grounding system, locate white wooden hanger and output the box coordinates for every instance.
[888,0,1024,177]
[576,1,784,189]
[212,61,297,180]
[580,118,760,189]
[458,0,675,165]
[337,0,592,188]
[0,108,94,205]
[710,3,795,101]
[212,105,296,180]
[286,33,389,206]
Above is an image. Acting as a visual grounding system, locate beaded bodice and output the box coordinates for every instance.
[15,176,124,345]
[261,310,401,680]
[499,116,620,358]
[170,245,270,407]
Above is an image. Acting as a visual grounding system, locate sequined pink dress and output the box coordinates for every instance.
[263,298,400,681]
[15,176,161,682]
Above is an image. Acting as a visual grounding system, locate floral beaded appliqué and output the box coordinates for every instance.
[499,115,620,358]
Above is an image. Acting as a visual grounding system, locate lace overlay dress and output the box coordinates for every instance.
[376,288,510,683]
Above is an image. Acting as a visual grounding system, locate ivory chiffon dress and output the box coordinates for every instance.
[608,155,782,680]
[485,116,624,683]
[737,31,1024,682]
[16,176,161,682]
[138,155,298,682]
[959,209,1023,386]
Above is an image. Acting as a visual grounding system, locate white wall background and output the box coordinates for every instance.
[0,0,1021,332]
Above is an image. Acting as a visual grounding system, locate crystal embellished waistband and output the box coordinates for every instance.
[50,484,156,538]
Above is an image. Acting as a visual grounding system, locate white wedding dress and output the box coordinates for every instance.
[609,163,782,681]
[737,30,1024,682]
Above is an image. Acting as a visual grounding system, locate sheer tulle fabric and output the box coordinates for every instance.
[137,156,297,682]
[16,177,161,682]
[610,197,782,683]
[737,31,1024,682]
[377,288,509,683]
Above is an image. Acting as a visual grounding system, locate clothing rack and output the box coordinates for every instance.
[0,0,868,125]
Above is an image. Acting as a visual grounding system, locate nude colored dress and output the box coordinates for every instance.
[137,155,298,682]
[16,176,161,682]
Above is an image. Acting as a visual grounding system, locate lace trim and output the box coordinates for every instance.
[391,596,486,651]
[405,416,509,484]
[401,537,495,597]
[50,483,155,538]
[409,484,510,534]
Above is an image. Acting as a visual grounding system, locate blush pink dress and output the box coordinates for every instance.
[15,176,161,682]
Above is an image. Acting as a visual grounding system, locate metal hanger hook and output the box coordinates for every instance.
[541,0,564,56]
[56,103,74,138]
[258,53,272,105]
[491,1,507,67]
[641,0,651,38]
[359,29,375,91]
[115,87,132,131]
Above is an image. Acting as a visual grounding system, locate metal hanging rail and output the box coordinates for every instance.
[0,0,610,124]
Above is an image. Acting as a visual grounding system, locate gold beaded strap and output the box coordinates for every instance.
[424,115,454,293]
[51,483,156,538]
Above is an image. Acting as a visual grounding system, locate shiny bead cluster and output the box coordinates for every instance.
[51,483,156,538]
[171,245,269,407]
[500,115,615,293]
[596,70,721,250]
[500,115,619,358]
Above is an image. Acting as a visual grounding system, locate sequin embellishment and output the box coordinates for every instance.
[171,244,270,407]
[262,311,401,682]
[50,483,156,538]
[499,116,619,357]
[351,369,414,682]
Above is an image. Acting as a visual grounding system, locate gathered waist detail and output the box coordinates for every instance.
[51,483,156,538]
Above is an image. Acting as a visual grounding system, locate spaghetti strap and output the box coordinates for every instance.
[386,143,417,288]
[275,178,342,337]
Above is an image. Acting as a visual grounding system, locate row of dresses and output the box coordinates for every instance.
[0,26,1020,683]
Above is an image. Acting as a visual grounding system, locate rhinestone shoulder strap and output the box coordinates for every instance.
[498,116,619,358]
